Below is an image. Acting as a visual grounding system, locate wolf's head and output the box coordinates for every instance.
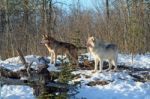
[86,36,95,48]
[41,34,56,44]
[86,36,95,52]
[40,34,50,45]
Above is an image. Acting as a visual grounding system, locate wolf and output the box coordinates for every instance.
[86,36,118,72]
[40,34,78,66]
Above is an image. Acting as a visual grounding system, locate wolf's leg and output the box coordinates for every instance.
[71,53,78,65]
[74,58,79,67]
[99,59,103,72]
[111,59,117,71]
[69,49,79,67]
[113,53,118,71]
[66,52,75,69]
[108,60,112,70]
[54,51,58,65]
[73,54,79,67]
[51,52,55,64]
[50,52,54,64]
[71,55,79,68]
[94,58,99,71]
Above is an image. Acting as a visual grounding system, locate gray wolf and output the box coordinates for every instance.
[40,34,78,66]
[86,36,118,72]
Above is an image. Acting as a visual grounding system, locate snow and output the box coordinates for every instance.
[47,63,60,72]
[0,53,150,99]
[75,82,150,99]
[1,85,35,99]
[118,54,150,68]
[72,70,150,99]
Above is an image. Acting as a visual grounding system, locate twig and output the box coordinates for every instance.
[16,48,28,68]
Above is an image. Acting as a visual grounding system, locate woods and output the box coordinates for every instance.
[0,0,149,59]
[0,1,150,99]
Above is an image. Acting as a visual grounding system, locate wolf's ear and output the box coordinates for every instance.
[45,34,49,38]
[42,34,45,38]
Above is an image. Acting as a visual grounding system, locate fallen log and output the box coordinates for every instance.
[0,66,20,79]
[0,76,75,89]
[0,49,76,97]
[1,77,29,85]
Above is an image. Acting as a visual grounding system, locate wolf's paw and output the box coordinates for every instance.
[92,70,97,73]
[98,70,103,73]
[50,61,55,64]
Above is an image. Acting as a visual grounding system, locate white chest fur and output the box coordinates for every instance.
[45,44,54,53]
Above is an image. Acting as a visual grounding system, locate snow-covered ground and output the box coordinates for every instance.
[0,53,150,99]
[72,70,150,99]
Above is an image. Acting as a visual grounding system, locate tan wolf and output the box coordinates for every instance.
[86,36,118,72]
[40,34,78,66]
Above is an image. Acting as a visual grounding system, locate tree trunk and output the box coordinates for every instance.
[106,0,109,19]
